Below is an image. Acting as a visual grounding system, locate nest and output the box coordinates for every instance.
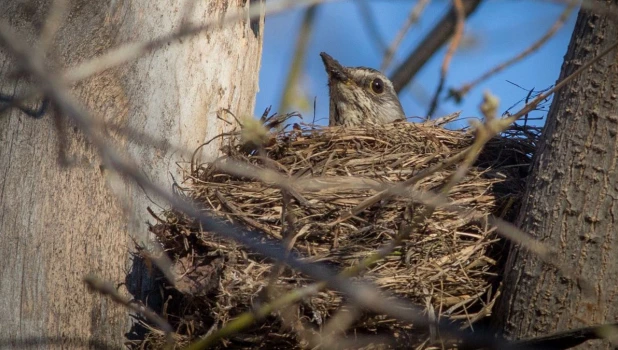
[141,119,536,349]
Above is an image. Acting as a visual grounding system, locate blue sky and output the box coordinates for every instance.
[255,0,577,129]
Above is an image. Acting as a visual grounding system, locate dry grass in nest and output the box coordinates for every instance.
[140,118,536,349]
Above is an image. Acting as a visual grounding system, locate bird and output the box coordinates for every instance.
[320,52,406,127]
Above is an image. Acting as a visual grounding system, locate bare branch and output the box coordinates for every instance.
[450,0,578,102]
[381,0,431,71]
[83,275,174,345]
[278,4,318,114]
[64,0,340,84]
[40,0,70,52]
[355,0,388,53]
[389,0,483,93]
[426,0,466,118]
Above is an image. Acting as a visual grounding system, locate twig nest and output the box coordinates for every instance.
[145,119,535,349]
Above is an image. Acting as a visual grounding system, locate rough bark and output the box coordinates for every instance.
[0,0,263,348]
[495,1,618,348]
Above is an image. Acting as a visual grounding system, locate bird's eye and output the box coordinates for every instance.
[371,78,384,94]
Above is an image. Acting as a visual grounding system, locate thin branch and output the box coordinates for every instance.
[83,275,174,346]
[331,146,471,225]
[40,0,70,52]
[63,0,340,84]
[426,0,465,118]
[278,4,318,114]
[450,0,578,102]
[389,0,483,93]
[502,38,618,126]
[355,0,388,54]
[381,0,431,71]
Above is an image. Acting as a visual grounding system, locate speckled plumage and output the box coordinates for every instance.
[320,52,405,127]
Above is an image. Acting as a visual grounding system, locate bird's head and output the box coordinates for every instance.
[320,52,405,127]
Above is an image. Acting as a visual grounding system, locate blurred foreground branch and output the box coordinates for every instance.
[390,0,483,93]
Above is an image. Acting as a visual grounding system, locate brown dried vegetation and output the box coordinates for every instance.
[139,118,536,349]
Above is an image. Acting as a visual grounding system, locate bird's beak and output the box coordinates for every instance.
[320,52,349,83]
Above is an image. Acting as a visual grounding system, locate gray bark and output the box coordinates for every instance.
[495,1,618,348]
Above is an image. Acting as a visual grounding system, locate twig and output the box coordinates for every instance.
[502,38,618,126]
[426,0,465,118]
[40,0,70,52]
[440,92,498,193]
[83,275,174,346]
[389,0,483,93]
[215,191,283,239]
[450,0,578,101]
[330,146,471,225]
[265,190,296,289]
[63,0,340,84]
[381,0,431,71]
[355,0,388,53]
[278,4,318,114]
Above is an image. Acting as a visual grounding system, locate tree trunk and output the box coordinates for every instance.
[0,0,263,348]
[495,1,618,348]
